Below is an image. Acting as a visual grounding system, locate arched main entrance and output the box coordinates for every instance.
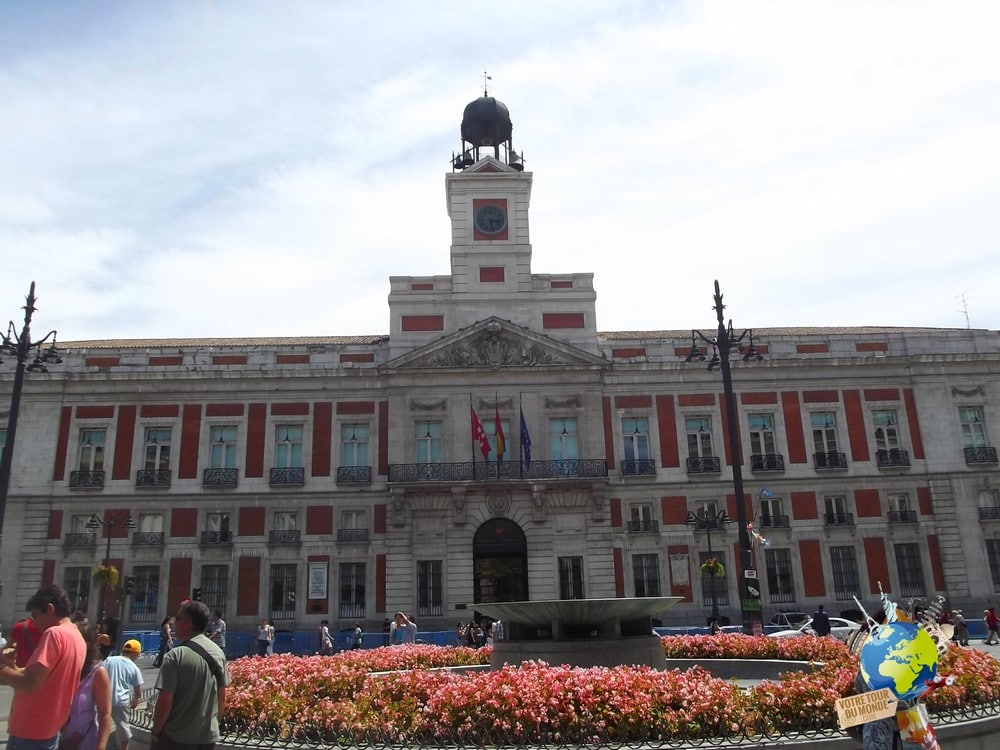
[473,518,528,603]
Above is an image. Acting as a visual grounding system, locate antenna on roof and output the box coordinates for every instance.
[955,291,971,329]
[482,70,492,97]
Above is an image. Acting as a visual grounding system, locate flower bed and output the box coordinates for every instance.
[223,637,1000,744]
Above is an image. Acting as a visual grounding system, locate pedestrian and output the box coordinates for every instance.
[59,623,112,750]
[256,619,274,657]
[0,584,87,750]
[207,610,227,656]
[103,640,144,750]
[812,604,832,637]
[151,599,231,750]
[8,615,43,668]
[984,608,1000,645]
[352,623,364,649]
[389,611,417,645]
[98,616,119,659]
[952,610,969,646]
[317,620,334,655]
[154,616,174,668]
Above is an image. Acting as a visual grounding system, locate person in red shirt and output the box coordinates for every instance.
[0,584,87,750]
[8,616,43,668]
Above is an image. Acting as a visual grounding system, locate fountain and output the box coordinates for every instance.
[471,597,681,669]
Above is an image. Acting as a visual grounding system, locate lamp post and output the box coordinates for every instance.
[684,280,764,633]
[86,512,135,625]
[686,508,731,630]
[0,282,61,593]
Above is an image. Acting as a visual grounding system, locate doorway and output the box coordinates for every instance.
[473,518,528,603]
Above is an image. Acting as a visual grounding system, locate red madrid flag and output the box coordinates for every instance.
[471,408,491,461]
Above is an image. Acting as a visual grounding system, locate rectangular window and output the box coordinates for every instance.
[811,413,838,453]
[71,514,92,533]
[274,511,297,530]
[630,503,653,523]
[558,556,585,599]
[550,418,579,460]
[889,493,911,512]
[894,543,926,597]
[685,416,713,458]
[130,565,159,624]
[339,562,365,619]
[748,414,776,455]
[699,550,730,607]
[201,565,228,615]
[959,407,987,448]
[65,567,91,614]
[275,424,303,468]
[824,495,851,524]
[144,427,172,470]
[417,560,443,617]
[830,546,860,601]
[78,428,107,471]
[415,422,442,463]
[987,540,1000,594]
[872,410,899,451]
[622,417,650,461]
[759,496,786,527]
[138,514,163,533]
[0,428,6,466]
[209,425,238,468]
[206,512,230,533]
[765,548,795,603]
[632,553,661,597]
[484,418,511,461]
[270,563,297,620]
[340,423,369,467]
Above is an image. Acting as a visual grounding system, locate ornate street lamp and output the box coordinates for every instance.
[86,512,135,624]
[0,282,61,592]
[684,280,764,633]
[686,508,731,630]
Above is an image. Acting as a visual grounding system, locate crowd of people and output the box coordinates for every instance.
[456,618,503,647]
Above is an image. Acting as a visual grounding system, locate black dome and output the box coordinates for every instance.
[461,96,513,148]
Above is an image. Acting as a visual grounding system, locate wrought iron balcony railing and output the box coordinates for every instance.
[686,456,721,474]
[979,506,1000,521]
[769,591,796,604]
[626,519,659,533]
[269,467,305,486]
[876,449,911,468]
[824,512,855,526]
[339,602,365,620]
[813,451,848,470]
[132,531,164,546]
[69,470,105,489]
[692,519,727,532]
[64,532,97,548]
[337,528,370,543]
[760,515,790,528]
[269,529,301,545]
[887,510,918,524]
[965,446,999,465]
[203,468,238,487]
[417,602,444,617]
[136,469,171,488]
[337,466,373,484]
[200,530,233,545]
[750,453,785,472]
[621,459,656,476]
[387,459,608,483]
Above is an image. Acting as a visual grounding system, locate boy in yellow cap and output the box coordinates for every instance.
[105,639,144,750]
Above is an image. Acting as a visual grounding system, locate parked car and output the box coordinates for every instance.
[767,612,810,628]
[768,616,860,642]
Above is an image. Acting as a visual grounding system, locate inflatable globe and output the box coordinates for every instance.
[859,621,938,702]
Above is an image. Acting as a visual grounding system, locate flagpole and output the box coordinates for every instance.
[470,394,476,480]
[518,392,524,479]
[495,391,501,480]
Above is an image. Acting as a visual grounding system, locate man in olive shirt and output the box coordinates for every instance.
[152,600,230,750]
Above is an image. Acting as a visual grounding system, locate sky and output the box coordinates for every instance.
[2,1,999,342]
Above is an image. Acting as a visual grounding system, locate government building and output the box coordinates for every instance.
[2,95,999,637]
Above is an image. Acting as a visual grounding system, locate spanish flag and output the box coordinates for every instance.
[494,407,506,460]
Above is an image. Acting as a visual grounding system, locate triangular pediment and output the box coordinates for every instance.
[466,155,517,173]
[382,317,609,371]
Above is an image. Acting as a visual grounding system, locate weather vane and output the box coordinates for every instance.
[482,70,492,96]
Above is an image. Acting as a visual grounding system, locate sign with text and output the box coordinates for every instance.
[835,689,899,729]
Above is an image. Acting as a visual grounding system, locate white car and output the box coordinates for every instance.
[768,616,860,642]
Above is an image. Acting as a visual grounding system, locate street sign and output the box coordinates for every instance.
[742,598,762,611]
[744,569,758,579]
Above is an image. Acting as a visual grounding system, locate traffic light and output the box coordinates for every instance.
[124,575,135,595]
[192,586,202,602]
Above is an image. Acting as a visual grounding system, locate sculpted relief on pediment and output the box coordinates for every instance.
[420,323,560,370]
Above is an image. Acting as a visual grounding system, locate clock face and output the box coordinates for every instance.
[474,203,507,235]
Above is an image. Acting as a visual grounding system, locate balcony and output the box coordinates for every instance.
[132,531,165,546]
[824,512,855,526]
[269,467,305,486]
[965,446,999,465]
[750,454,785,472]
[626,519,659,533]
[200,530,232,545]
[813,451,848,470]
[337,528,370,543]
[268,529,302,545]
[686,456,721,474]
[339,602,365,620]
[136,469,171,488]
[64,532,97,548]
[203,468,238,488]
[621,459,656,476]
[760,515,790,528]
[887,510,918,524]
[876,449,911,469]
[337,466,373,485]
[69,470,105,489]
[387,459,607,483]
[979,506,1000,521]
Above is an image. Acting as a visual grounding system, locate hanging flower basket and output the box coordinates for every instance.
[700,557,725,577]
[93,564,119,589]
